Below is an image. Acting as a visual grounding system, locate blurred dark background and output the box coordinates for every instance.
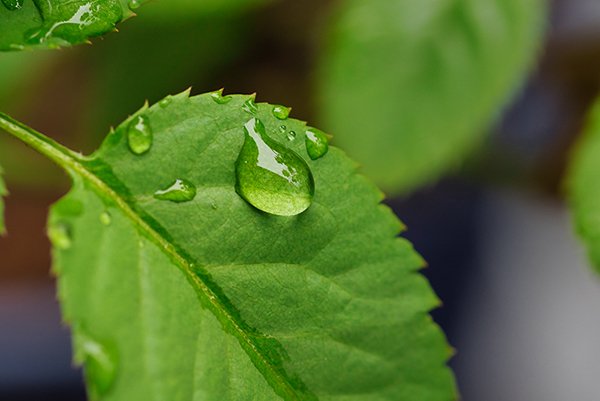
[2,0,600,400]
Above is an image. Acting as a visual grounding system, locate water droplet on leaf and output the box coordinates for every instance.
[128,0,141,9]
[77,332,118,399]
[279,125,286,134]
[154,179,197,203]
[127,115,153,155]
[235,118,314,216]
[210,90,232,104]
[24,2,121,46]
[242,98,258,115]
[272,105,290,120]
[287,131,296,141]
[1,0,23,11]
[159,96,172,108]
[100,212,112,226]
[48,222,72,250]
[305,128,329,160]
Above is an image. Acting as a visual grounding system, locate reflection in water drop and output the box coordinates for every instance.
[127,115,153,155]
[210,90,232,104]
[154,179,197,203]
[242,98,258,115]
[305,128,329,160]
[159,96,172,108]
[235,118,314,216]
[1,0,23,11]
[48,222,73,250]
[272,105,290,120]
[100,211,112,226]
[76,331,118,400]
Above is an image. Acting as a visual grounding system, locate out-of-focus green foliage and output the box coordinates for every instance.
[568,100,600,273]
[319,0,546,194]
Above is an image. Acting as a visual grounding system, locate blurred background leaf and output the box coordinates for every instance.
[318,0,546,194]
[567,99,600,272]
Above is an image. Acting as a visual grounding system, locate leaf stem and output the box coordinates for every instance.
[0,111,306,401]
[0,112,83,171]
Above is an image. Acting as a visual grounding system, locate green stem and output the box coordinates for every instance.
[0,112,83,171]
[0,111,305,401]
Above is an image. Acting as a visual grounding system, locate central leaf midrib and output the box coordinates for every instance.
[78,158,301,400]
[0,113,302,400]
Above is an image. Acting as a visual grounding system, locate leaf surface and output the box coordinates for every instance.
[319,0,545,193]
[43,92,456,400]
[0,0,147,50]
[568,101,600,272]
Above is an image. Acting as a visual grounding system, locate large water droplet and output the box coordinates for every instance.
[235,118,314,216]
[48,222,72,250]
[1,0,23,11]
[127,115,153,155]
[77,332,118,399]
[154,179,197,203]
[242,98,258,115]
[210,90,232,105]
[272,105,290,120]
[305,128,329,160]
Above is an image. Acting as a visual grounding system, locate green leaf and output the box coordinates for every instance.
[0,165,6,235]
[319,0,546,193]
[0,0,147,50]
[1,92,455,400]
[568,101,600,272]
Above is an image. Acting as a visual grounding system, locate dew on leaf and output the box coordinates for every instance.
[77,332,118,400]
[100,211,112,226]
[127,115,153,155]
[279,125,286,134]
[25,2,121,46]
[305,127,329,160]
[272,105,291,120]
[235,118,314,216]
[159,96,172,108]
[210,90,232,105]
[48,222,73,250]
[1,0,23,11]
[154,179,197,203]
[287,131,297,141]
[128,0,141,10]
[242,98,258,115]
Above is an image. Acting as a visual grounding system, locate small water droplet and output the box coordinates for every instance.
[159,96,172,108]
[305,128,329,160]
[1,0,23,11]
[287,131,296,141]
[210,90,232,104]
[235,118,314,216]
[279,125,286,134]
[100,212,112,226]
[48,222,72,250]
[242,98,258,115]
[76,332,118,399]
[128,0,141,9]
[211,201,218,210]
[154,179,197,203]
[272,105,290,120]
[127,115,153,155]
